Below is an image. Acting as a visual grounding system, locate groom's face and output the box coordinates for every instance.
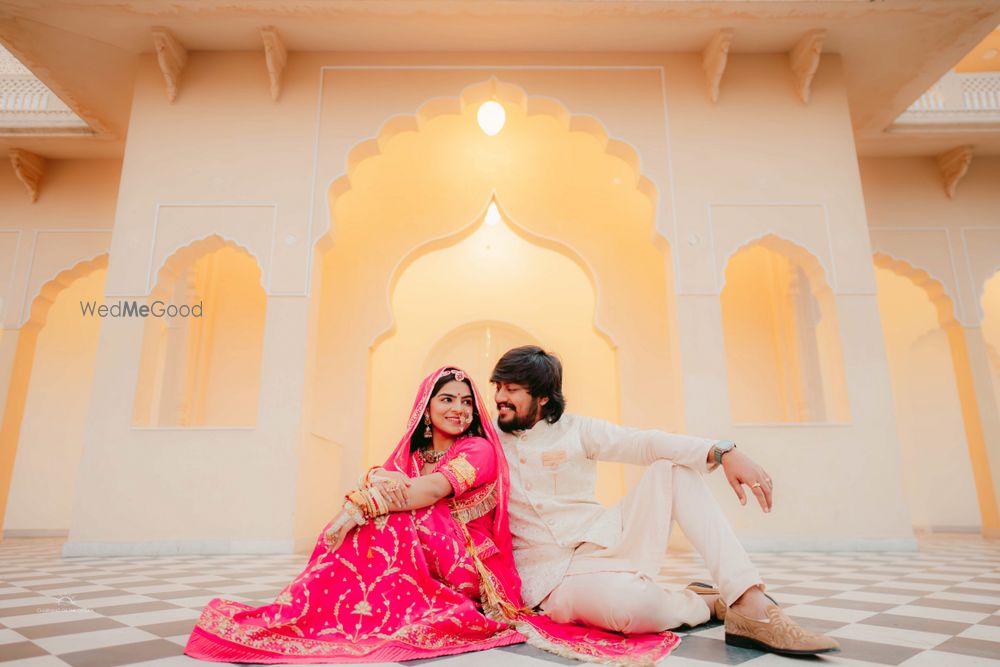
[494,382,547,433]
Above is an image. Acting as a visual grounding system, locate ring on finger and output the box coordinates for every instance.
[750,482,762,489]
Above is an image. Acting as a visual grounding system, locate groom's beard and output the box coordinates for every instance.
[496,396,541,433]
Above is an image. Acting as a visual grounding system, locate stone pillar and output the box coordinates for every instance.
[0,325,39,536]
[954,325,1000,537]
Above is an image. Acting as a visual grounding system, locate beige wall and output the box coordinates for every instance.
[875,267,981,531]
[665,54,912,547]
[863,155,1000,535]
[6,50,978,553]
[3,268,105,534]
[0,159,118,539]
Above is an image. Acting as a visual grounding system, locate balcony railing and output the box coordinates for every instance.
[0,45,89,134]
[895,70,1000,129]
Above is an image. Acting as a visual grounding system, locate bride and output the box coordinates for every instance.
[185,366,681,665]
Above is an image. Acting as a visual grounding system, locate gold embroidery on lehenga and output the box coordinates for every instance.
[197,599,520,656]
[194,479,527,659]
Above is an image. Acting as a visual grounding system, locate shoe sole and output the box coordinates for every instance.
[686,582,726,621]
[725,632,841,656]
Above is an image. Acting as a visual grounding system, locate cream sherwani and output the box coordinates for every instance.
[499,413,764,632]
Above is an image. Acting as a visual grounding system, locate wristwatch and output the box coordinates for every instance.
[712,439,736,466]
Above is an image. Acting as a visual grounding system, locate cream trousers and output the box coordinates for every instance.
[539,460,764,633]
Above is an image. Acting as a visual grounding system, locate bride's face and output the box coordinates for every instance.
[425,380,474,439]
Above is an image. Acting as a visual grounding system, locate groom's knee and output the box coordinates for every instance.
[645,458,675,482]
[602,575,677,634]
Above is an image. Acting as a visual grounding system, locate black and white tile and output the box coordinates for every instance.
[0,534,997,666]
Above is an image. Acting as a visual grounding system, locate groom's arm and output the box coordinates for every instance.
[579,415,720,473]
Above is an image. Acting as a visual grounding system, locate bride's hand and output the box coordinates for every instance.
[371,472,411,508]
[323,514,355,552]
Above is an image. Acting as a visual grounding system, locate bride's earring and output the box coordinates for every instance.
[423,414,432,439]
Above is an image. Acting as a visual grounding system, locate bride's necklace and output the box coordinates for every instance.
[419,446,449,464]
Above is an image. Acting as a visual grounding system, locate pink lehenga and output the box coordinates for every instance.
[185,367,681,666]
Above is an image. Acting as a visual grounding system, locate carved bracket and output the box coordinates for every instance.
[789,29,825,103]
[260,27,287,101]
[702,28,735,103]
[151,27,188,103]
[9,148,45,203]
[937,145,973,199]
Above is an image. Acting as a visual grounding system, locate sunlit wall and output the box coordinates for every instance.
[3,268,106,533]
[721,241,849,424]
[875,266,981,531]
[368,214,624,504]
[133,244,266,427]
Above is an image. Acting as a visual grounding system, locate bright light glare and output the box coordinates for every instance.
[485,202,501,226]
[477,101,506,136]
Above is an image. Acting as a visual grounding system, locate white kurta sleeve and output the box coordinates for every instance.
[578,415,719,474]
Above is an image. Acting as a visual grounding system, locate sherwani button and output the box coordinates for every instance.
[519,457,526,464]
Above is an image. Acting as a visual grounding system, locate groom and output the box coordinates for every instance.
[490,345,839,656]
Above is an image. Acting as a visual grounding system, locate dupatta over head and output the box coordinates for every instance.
[379,365,517,580]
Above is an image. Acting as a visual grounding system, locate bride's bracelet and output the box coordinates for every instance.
[367,485,389,517]
[345,487,390,521]
[356,466,385,489]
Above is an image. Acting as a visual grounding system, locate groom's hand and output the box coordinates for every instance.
[721,449,773,513]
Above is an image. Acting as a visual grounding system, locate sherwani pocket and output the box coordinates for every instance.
[542,449,568,494]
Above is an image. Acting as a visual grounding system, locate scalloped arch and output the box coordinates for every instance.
[420,319,541,373]
[150,234,264,298]
[320,77,659,251]
[368,195,615,353]
[874,252,958,328]
[978,263,1000,324]
[25,253,108,329]
[721,233,833,299]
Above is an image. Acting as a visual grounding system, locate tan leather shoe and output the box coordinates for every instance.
[725,603,840,655]
[685,582,726,621]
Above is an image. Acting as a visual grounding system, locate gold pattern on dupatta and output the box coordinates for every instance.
[456,522,525,623]
[440,452,477,494]
[449,481,497,524]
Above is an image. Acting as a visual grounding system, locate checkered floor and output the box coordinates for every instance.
[0,534,998,666]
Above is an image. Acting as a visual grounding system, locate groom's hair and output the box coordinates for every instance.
[490,346,566,423]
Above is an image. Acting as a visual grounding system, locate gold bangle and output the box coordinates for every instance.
[347,490,370,519]
[368,486,389,517]
[361,489,377,519]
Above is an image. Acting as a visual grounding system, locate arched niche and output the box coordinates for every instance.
[366,206,624,505]
[874,252,999,535]
[308,78,681,499]
[981,269,1000,398]
[420,320,539,383]
[132,235,267,427]
[0,254,108,537]
[720,234,849,424]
